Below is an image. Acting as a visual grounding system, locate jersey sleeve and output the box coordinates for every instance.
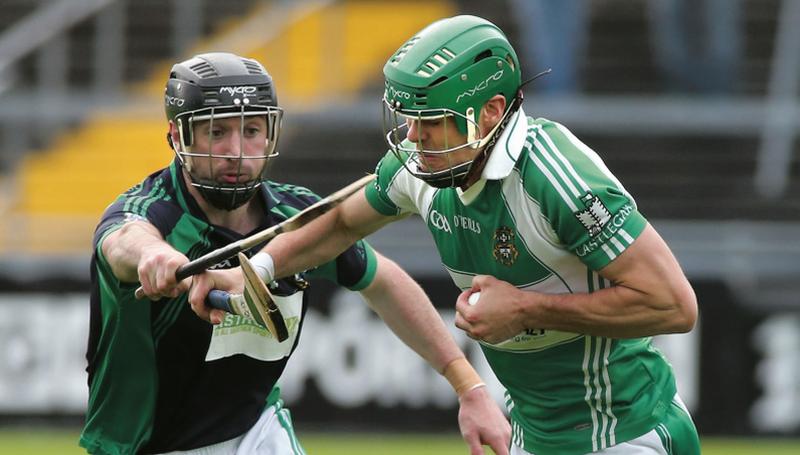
[273,182,379,291]
[523,120,648,270]
[305,239,378,291]
[93,173,182,253]
[364,150,418,216]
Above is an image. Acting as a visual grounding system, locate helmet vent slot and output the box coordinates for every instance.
[203,90,220,104]
[474,49,492,63]
[190,61,218,77]
[440,47,456,59]
[390,36,420,65]
[242,60,265,75]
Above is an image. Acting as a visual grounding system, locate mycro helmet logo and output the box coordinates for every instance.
[165,95,185,107]
[219,86,257,96]
[456,69,504,104]
[387,85,412,101]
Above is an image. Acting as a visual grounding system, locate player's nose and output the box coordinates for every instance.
[406,119,423,143]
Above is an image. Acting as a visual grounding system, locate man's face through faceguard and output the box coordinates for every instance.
[172,105,282,210]
[382,103,484,188]
[380,15,522,188]
[165,52,282,211]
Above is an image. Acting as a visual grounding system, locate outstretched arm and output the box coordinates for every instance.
[102,220,191,299]
[265,190,401,280]
[362,253,510,455]
[456,224,697,342]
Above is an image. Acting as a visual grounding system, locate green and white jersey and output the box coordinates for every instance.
[365,109,677,455]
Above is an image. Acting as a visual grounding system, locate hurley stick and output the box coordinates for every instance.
[206,253,289,342]
[134,173,375,300]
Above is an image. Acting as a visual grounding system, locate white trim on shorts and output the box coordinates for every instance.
[154,400,304,455]
[510,394,690,455]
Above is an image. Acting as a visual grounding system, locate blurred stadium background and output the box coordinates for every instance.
[0,0,799,453]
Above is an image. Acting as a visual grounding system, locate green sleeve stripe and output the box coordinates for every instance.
[96,222,126,253]
[347,242,378,291]
[124,177,168,216]
[139,186,169,216]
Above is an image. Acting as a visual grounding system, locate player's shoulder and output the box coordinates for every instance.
[109,167,177,215]
[264,180,322,211]
[375,147,409,177]
[513,117,592,198]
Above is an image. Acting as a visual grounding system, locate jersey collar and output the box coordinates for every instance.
[456,107,529,205]
[480,106,528,180]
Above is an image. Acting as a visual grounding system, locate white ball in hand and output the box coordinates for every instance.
[468,292,481,306]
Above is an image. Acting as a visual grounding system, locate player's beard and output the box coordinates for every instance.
[195,177,263,211]
[184,160,266,211]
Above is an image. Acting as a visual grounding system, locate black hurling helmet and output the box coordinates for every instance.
[165,52,283,210]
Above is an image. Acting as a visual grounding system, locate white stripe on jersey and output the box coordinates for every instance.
[536,125,592,195]
[532,136,583,198]
[610,237,626,254]
[619,228,635,244]
[602,340,618,446]
[552,122,636,207]
[593,339,609,449]
[583,337,601,452]
[601,244,617,261]
[582,337,618,451]
[526,143,580,212]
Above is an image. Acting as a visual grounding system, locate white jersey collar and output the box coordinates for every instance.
[457,107,529,205]
[482,107,528,180]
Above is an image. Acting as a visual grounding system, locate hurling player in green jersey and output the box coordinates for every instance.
[84,52,509,455]
[193,16,700,455]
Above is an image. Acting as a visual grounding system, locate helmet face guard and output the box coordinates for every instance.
[381,15,522,188]
[173,104,283,210]
[382,101,482,188]
[165,52,282,210]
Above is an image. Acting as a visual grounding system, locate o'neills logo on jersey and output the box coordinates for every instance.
[429,210,451,233]
[456,70,504,104]
[219,86,257,96]
[454,214,481,234]
[493,226,518,266]
[575,192,612,237]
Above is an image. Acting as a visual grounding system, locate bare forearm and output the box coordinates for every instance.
[360,255,462,372]
[528,284,696,338]
[265,209,363,279]
[102,221,168,282]
[266,192,397,279]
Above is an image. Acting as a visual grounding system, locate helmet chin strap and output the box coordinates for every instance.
[465,98,519,150]
[446,94,522,188]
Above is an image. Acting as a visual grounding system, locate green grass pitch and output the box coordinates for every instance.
[1,429,799,454]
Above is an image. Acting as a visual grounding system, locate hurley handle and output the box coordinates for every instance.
[206,289,234,313]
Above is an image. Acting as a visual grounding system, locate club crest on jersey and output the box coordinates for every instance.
[493,226,518,266]
[575,192,611,237]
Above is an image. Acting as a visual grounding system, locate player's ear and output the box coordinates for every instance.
[167,121,181,149]
[481,95,506,128]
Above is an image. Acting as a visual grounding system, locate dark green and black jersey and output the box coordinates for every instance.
[80,160,377,455]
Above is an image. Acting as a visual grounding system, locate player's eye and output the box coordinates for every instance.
[244,126,261,136]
